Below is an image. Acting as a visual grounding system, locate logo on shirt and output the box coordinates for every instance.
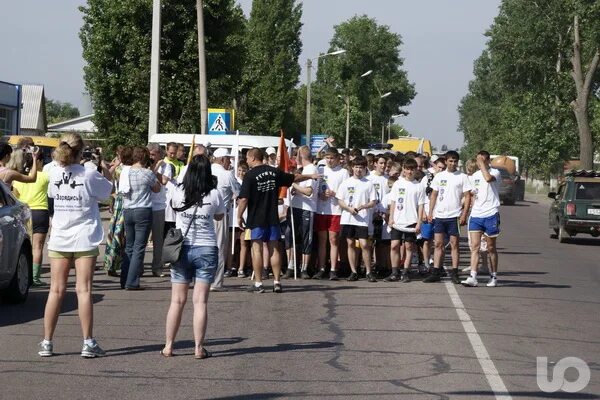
[54,172,84,190]
[398,188,406,196]
[440,180,448,187]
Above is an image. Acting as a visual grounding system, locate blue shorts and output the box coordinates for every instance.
[433,217,460,237]
[247,225,281,242]
[420,221,434,240]
[469,213,501,237]
[171,245,218,285]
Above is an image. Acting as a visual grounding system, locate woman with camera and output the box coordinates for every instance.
[119,146,162,290]
[161,155,225,359]
[0,143,39,187]
[13,153,50,286]
[38,133,113,358]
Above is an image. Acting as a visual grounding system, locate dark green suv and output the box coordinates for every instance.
[548,170,600,243]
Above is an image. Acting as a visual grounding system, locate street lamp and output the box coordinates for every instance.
[388,111,408,141]
[377,91,393,144]
[305,49,346,148]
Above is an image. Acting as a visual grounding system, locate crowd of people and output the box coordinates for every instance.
[0,133,503,359]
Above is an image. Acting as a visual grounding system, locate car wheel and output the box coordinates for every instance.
[504,197,515,206]
[1,249,31,304]
[558,225,569,244]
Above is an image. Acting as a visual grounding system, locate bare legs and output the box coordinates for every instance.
[43,256,96,341]
[163,281,210,357]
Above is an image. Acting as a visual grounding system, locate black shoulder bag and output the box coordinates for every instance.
[161,204,198,264]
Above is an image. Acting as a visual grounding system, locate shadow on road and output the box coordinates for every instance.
[497,280,571,289]
[0,291,104,327]
[208,394,305,400]
[108,337,247,356]
[214,341,342,358]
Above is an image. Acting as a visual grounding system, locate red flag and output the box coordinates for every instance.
[278,130,292,198]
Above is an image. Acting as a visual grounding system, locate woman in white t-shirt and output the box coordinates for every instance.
[161,155,225,359]
[38,133,113,358]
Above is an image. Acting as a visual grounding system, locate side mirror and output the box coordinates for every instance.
[548,192,557,199]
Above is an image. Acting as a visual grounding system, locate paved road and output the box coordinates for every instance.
[1,194,598,399]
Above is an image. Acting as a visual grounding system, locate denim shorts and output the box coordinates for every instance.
[468,213,501,237]
[171,245,218,285]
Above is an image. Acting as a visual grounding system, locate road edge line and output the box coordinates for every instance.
[445,281,512,400]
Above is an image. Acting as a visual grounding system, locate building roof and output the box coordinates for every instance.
[48,113,97,133]
[20,84,46,132]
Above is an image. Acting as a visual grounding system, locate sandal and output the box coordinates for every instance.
[160,349,173,357]
[195,348,211,359]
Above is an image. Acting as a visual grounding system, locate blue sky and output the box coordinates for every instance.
[1,0,500,149]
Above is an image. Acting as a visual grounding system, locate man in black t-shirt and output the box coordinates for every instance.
[238,148,319,293]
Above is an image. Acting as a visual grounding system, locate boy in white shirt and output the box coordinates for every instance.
[314,148,349,280]
[462,151,502,287]
[385,158,425,282]
[423,151,472,283]
[336,156,377,282]
[367,155,391,276]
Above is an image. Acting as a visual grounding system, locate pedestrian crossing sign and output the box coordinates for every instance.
[208,108,234,135]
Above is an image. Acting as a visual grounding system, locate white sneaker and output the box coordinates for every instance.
[486,277,497,287]
[461,276,478,287]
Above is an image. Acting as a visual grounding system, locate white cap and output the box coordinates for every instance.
[213,148,231,158]
[430,154,439,163]
[266,147,276,156]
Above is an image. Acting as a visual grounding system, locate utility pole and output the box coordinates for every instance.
[344,95,350,149]
[196,0,208,135]
[148,0,161,141]
[305,58,312,146]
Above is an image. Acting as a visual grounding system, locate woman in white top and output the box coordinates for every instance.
[38,133,113,358]
[161,155,225,359]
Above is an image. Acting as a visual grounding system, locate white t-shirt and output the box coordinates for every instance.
[420,173,435,217]
[316,165,349,215]
[367,172,390,214]
[336,176,376,227]
[212,163,240,210]
[470,168,501,218]
[171,188,226,247]
[430,170,473,219]
[390,177,426,230]
[291,163,318,212]
[47,164,113,252]
[380,192,392,240]
[151,162,174,211]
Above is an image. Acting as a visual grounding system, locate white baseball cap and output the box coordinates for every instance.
[213,148,231,158]
[266,147,276,156]
[430,154,439,163]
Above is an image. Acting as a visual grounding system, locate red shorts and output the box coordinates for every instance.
[314,214,341,233]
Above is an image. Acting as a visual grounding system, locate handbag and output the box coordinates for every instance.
[161,205,198,264]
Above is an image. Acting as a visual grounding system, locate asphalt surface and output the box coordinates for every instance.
[1,194,598,399]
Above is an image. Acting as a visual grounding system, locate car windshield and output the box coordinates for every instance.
[574,182,600,200]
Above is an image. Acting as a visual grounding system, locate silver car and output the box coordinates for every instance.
[0,181,32,303]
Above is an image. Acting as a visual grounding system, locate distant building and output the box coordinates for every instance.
[0,80,21,136]
[20,84,47,136]
[48,114,97,135]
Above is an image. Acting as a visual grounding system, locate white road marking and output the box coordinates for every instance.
[445,282,512,400]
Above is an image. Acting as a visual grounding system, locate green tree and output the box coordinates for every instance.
[459,0,600,173]
[46,99,80,124]
[311,16,416,148]
[238,0,302,135]
[80,0,246,147]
